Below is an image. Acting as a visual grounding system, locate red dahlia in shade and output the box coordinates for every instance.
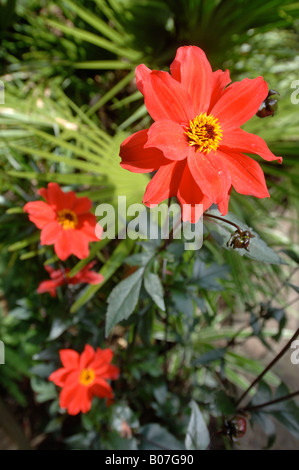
[120,46,282,222]
[49,344,120,415]
[23,183,102,260]
[37,261,104,297]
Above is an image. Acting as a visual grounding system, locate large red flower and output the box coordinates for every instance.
[37,261,104,297]
[120,46,282,222]
[49,345,120,415]
[23,183,102,260]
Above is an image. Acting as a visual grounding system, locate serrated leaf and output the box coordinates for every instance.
[105,267,144,336]
[185,400,210,450]
[143,271,165,311]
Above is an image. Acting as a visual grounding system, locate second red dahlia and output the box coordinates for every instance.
[24,183,102,260]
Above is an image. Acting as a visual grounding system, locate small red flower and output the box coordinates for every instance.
[120,46,282,222]
[49,345,120,415]
[23,183,102,260]
[37,262,104,297]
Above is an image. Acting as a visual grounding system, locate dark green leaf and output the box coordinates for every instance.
[105,267,144,336]
[193,347,226,366]
[140,423,184,451]
[143,271,165,311]
[204,209,284,264]
[185,400,210,450]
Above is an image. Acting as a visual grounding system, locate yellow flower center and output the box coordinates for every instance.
[57,209,78,230]
[79,368,95,386]
[185,113,223,154]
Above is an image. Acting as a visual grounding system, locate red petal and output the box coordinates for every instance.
[218,150,270,198]
[71,386,92,415]
[60,384,91,415]
[72,196,92,214]
[143,161,184,206]
[40,221,61,245]
[177,163,213,222]
[59,383,76,410]
[44,265,55,274]
[217,187,232,215]
[53,231,73,261]
[37,187,48,201]
[54,230,90,260]
[49,368,70,386]
[60,349,80,369]
[135,64,151,94]
[187,151,231,203]
[70,231,91,259]
[80,344,96,369]
[72,271,103,285]
[145,120,189,161]
[208,69,231,113]
[37,279,62,297]
[211,77,268,131]
[220,128,282,163]
[93,348,113,368]
[90,378,113,399]
[170,45,213,114]
[42,183,76,211]
[120,129,169,173]
[178,165,212,204]
[142,70,194,123]
[92,349,119,380]
[94,364,120,381]
[77,213,98,242]
[49,268,65,281]
[23,201,56,229]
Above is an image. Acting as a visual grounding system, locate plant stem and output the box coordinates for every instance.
[242,389,299,413]
[282,295,299,311]
[163,307,169,381]
[235,327,299,407]
[203,213,242,232]
[265,266,298,308]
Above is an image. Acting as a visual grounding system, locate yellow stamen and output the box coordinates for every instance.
[57,209,78,230]
[185,113,223,154]
[79,368,95,386]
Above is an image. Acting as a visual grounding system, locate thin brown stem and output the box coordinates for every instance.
[236,327,299,407]
[242,390,299,413]
[265,266,298,308]
[282,295,299,311]
[203,213,242,232]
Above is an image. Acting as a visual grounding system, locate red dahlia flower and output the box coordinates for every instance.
[23,183,102,260]
[120,46,282,222]
[37,262,104,297]
[49,344,119,415]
